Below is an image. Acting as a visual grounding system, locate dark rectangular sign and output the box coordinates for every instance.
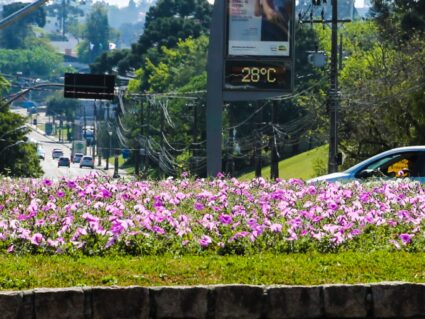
[64,73,115,100]
[224,60,291,91]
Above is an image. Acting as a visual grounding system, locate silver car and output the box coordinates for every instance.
[80,155,94,169]
[309,146,425,183]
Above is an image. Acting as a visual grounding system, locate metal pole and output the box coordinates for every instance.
[206,0,225,177]
[105,105,110,170]
[97,104,102,166]
[270,100,279,180]
[328,0,339,173]
[135,100,142,176]
[225,105,234,176]
[113,150,119,178]
[93,101,96,158]
[144,101,150,173]
[255,102,262,178]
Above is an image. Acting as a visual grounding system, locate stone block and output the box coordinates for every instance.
[17,290,34,319]
[323,284,368,318]
[265,285,323,318]
[213,285,264,319]
[151,286,209,319]
[91,286,149,319]
[34,288,85,319]
[372,282,425,318]
[0,291,23,319]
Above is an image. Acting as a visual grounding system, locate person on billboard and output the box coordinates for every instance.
[254,0,291,41]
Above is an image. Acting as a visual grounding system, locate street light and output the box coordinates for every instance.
[0,125,28,140]
[0,140,26,153]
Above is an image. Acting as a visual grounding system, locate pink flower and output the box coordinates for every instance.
[270,223,282,233]
[31,233,43,246]
[199,235,212,247]
[43,179,53,187]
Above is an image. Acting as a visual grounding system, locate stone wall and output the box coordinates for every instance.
[1,282,424,318]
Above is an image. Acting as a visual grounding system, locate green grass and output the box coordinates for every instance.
[240,145,329,181]
[0,252,423,289]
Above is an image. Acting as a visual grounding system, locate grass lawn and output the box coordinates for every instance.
[239,145,329,181]
[1,252,424,290]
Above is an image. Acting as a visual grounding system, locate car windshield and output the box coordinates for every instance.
[363,154,402,170]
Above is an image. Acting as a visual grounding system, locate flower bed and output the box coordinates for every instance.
[0,174,424,256]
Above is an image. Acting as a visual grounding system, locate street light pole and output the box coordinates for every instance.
[328,0,339,173]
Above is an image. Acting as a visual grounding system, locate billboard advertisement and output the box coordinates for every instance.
[227,0,293,57]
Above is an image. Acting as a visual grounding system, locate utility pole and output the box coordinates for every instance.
[270,100,279,180]
[254,102,262,178]
[144,102,150,174]
[159,105,165,178]
[301,0,344,173]
[225,105,234,176]
[191,102,198,175]
[97,103,102,167]
[328,0,339,173]
[135,100,142,176]
[105,105,110,170]
[93,101,96,158]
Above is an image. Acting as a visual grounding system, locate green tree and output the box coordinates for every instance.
[0,77,42,177]
[91,0,212,74]
[77,3,109,63]
[45,0,84,39]
[0,2,46,49]
[371,0,425,40]
[0,46,64,78]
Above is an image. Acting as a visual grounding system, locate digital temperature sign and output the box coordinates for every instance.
[224,60,291,91]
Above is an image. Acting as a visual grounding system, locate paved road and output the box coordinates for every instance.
[29,127,104,180]
[12,106,128,180]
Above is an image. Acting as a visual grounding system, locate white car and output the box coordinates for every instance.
[37,146,45,160]
[308,146,425,183]
[80,155,94,169]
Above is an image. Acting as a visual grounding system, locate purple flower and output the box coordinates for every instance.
[30,233,43,246]
[56,191,65,198]
[194,202,205,211]
[199,235,212,247]
[399,233,412,245]
[67,181,77,189]
[43,179,53,187]
[270,223,282,233]
[219,214,232,225]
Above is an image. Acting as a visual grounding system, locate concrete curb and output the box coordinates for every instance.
[0,283,424,318]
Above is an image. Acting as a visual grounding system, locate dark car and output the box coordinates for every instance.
[72,153,84,164]
[52,149,64,159]
[58,157,71,167]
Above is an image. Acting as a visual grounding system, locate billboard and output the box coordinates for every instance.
[227,0,293,57]
[64,73,115,100]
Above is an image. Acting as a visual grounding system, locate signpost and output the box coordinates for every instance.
[206,0,295,176]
